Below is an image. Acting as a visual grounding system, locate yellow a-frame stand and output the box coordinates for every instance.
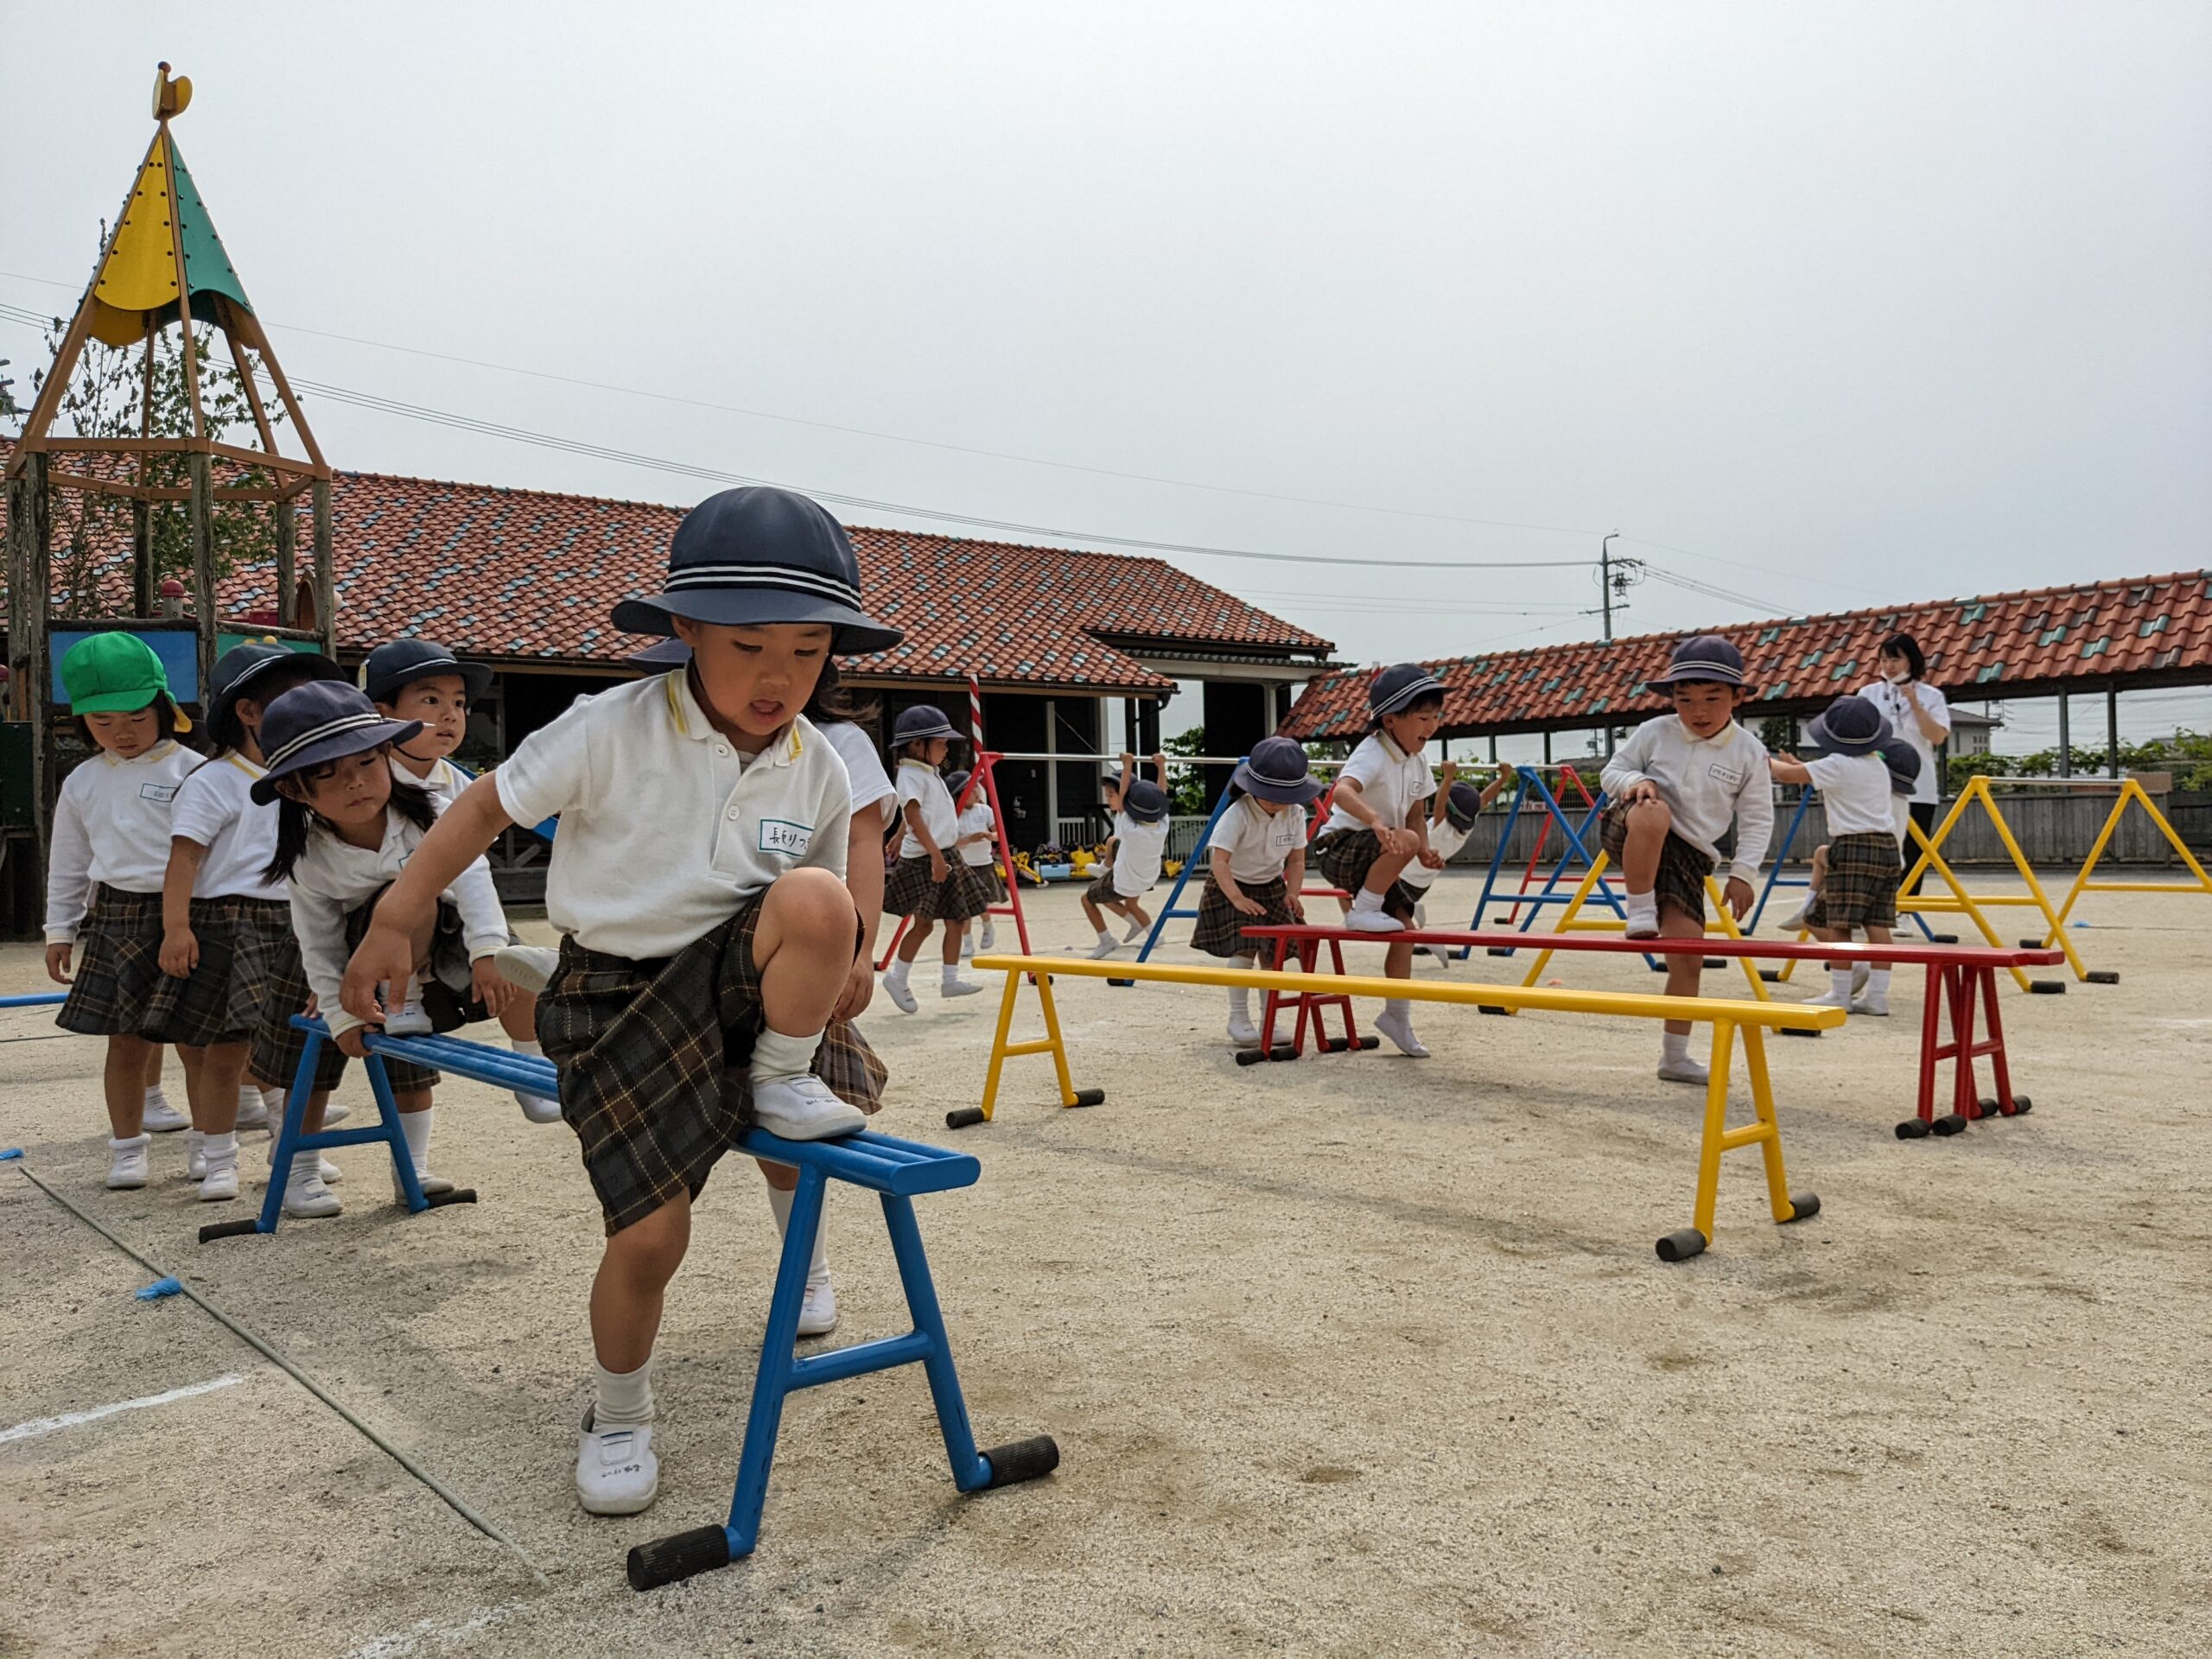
[2042,779,2212,943]
[1897,777,2101,984]
[1517,854,1770,999]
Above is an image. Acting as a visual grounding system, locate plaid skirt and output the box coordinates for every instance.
[1307,829,1419,923]
[1191,874,1299,958]
[537,899,888,1236]
[884,853,986,923]
[1806,831,1903,931]
[139,894,289,1048]
[1599,805,1714,925]
[245,899,447,1096]
[963,861,1007,904]
[55,885,167,1039]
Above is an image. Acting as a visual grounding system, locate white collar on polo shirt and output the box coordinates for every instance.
[1376,730,1414,763]
[99,740,179,768]
[662,669,802,766]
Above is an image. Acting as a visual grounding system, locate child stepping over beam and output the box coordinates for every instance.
[880,705,988,1009]
[1188,737,1327,1048]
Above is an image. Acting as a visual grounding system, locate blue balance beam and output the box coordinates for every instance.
[207,1016,1058,1586]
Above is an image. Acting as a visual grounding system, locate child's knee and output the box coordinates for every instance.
[607,1197,690,1275]
[1626,798,1672,836]
[766,867,854,937]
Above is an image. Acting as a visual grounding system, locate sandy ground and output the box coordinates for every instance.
[1,873,2208,1658]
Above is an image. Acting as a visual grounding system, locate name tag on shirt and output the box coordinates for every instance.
[759,819,814,859]
[1269,820,1301,851]
[1707,762,1745,788]
[139,782,179,803]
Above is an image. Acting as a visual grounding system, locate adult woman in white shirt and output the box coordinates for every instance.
[1858,633,1950,889]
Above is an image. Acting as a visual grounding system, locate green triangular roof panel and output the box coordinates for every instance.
[167,139,253,318]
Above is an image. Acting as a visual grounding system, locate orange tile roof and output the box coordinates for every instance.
[1282,570,2212,741]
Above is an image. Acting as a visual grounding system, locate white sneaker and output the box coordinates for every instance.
[751,1074,867,1141]
[881,970,918,1014]
[797,1280,840,1338]
[1122,918,1149,944]
[1850,963,1872,995]
[1624,900,1660,942]
[514,1087,563,1124]
[940,973,984,999]
[1226,1013,1263,1048]
[1801,989,1853,1012]
[318,1157,343,1185]
[1344,909,1403,935]
[1656,1055,1711,1085]
[142,1091,189,1134]
[978,927,997,952]
[233,1085,269,1131]
[393,1165,456,1200]
[198,1159,239,1204]
[383,1001,433,1038]
[106,1135,150,1190]
[1372,1009,1430,1058]
[186,1129,207,1181]
[1849,990,1890,1018]
[493,944,561,994]
[282,1173,342,1219]
[1777,898,1814,932]
[576,1408,659,1516]
[321,1098,350,1128]
[959,935,975,959]
[1086,935,1122,960]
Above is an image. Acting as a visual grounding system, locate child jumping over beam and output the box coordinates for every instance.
[1308,664,1449,1056]
[1399,760,1511,942]
[1188,736,1326,1047]
[1079,750,1171,958]
[946,768,1001,957]
[1599,635,1773,1084]
[340,485,895,1518]
[880,705,988,1010]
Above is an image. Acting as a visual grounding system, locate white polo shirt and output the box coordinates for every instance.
[1109,810,1170,897]
[289,804,510,1039]
[1805,752,1897,838]
[44,741,199,942]
[1211,797,1306,884]
[894,760,959,860]
[171,753,286,902]
[496,671,851,962]
[1857,677,1950,806]
[1400,815,1476,894]
[1600,715,1775,885]
[956,798,997,867]
[822,720,895,828]
[1319,731,1435,838]
[391,753,473,806]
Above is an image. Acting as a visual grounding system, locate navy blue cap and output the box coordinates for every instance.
[1231,736,1326,806]
[364,639,493,706]
[1648,634,1753,693]
[611,486,903,654]
[207,642,342,740]
[1806,694,1892,757]
[1122,779,1170,824]
[627,637,692,667]
[1880,743,1923,793]
[251,682,422,804]
[1370,663,1448,719]
[1444,779,1486,830]
[893,703,958,746]
[945,769,973,799]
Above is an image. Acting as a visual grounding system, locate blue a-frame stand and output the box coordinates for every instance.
[1747,789,1942,940]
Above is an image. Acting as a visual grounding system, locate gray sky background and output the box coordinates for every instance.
[4,2,2208,753]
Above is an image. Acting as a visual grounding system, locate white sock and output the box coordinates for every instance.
[765,1184,831,1288]
[1350,887,1382,914]
[1096,928,1115,947]
[285,1147,322,1188]
[749,1027,823,1086]
[512,1038,545,1059]
[1829,968,1854,1001]
[942,961,966,987]
[1866,969,1891,996]
[884,957,910,983]
[1384,998,1410,1020]
[1227,983,1252,1021]
[979,922,996,947]
[1626,890,1657,921]
[143,1084,167,1109]
[398,1108,435,1171]
[594,1357,656,1430]
[202,1130,238,1170]
[1662,1030,1691,1063]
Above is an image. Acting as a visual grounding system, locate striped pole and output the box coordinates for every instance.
[968,672,985,747]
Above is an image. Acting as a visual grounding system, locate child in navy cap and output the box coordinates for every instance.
[1188,737,1326,1047]
[1397,759,1513,936]
[1599,635,1774,1084]
[880,705,989,1007]
[338,485,899,1519]
[1079,749,1172,957]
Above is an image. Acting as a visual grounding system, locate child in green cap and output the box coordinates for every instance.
[45,632,201,1193]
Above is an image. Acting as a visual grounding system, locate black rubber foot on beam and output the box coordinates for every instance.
[1267,1044,1297,1063]
[2029,980,2065,995]
[1319,1038,1348,1052]
[199,1217,264,1243]
[1478,1005,1509,1016]
[1070,1088,1106,1107]
[1896,1118,1931,1139]
[1656,1228,1708,1262]
[980,1434,1061,1488]
[1485,946,1515,957]
[1929,932,1960,944]
[1106,978,1134,988]
[1356,1035,1380,1050]
[2012,1095,2032,1115]
[627,1524,732,1592]
[1758,969,1782,982]
[424,1188,476,1210]
[2087,970,2120,985]
[1932,1113,1969,1136]
[1783,1193,1820,1223]
[1780,1027,1822,1039]
[2018,938,2049,950]
[1234,1049,1267,1067]
[1649,963,1669,973]
[1702,957,1725,969]
[945,1107,987,1129]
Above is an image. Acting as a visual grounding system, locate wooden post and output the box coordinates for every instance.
[274,486,296,630]
[132,498,154,618]
[2106,681,2120,779]
[2057,694,2071,778]
[22,454,54,861]
[187,453,217,703]
[310,477,336,657]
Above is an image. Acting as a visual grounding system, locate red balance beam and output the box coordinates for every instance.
[1238,925,2061,1140]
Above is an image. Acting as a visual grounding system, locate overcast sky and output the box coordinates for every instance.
[4,3,2208,752]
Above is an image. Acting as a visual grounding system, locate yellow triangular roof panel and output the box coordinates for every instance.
[86,131,254,349]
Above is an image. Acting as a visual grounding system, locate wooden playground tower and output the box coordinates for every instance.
[3,63,334,854]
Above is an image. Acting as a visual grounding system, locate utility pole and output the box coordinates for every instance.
[1599,531,1620,642]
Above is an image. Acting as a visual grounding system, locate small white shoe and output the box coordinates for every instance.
[1850,963,1872,995]
[282,1174,342,1219]
[393,1165,456,1200]
[233,1085,269,1131]
[797,1280,840,1338]
[1656,1056,1712,1086]
[1801,989,1853,1012]
[514,1088,563,1124]
[1849,991,1890,1018]
[1344,909,1404,935]
[751,1074,867,1141]
[978,927,997,952]
[1777,899,1815,932]
[320,1098,351,1128]
[1372,1009,1430,1058]
[186,1130,207,1182]
[1226,1013,1263,1048]
[142,1092,189,1134]
[959,935,975,959]
[1624,905,1661,942]
[106,1135,150,1190]
[198,1160,240,1204]
[940,974,985,999]
[881,972,918,1014]
[318,1157,343,1185]
[576,1409,659,1516]
[493,944,561,994]
[1086,936,1122,960]
[382,1001,434,1038]
[1122,918,1149,944]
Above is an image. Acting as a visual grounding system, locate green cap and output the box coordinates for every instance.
[59,632,189,730]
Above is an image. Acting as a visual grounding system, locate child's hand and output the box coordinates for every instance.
[1419,847,1446,871]
[334,1027,372,1059]
[1724,878,1755,921]
[1622,779,1661,806]
[473,957,515,1017]
[302,991,320,1019]
[1439,760,1459,785]
[1230,890,1267,917]
[929,852,951,883]
[833,956,874,1022]
[158,927,199,980]
[340,921,415,1027]
[44,943,73,984]
[1287,893,1306,921]
[1376,825,1415,858]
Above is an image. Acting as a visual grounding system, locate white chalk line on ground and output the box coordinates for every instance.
[346,1599,533,1659]
[0,1372,244,1445]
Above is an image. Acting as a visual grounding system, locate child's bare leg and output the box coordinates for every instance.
[941,919,964,966]
[1621,800,1671,894]
[1363,844,1416,898]
[1810,843,1830,893]
[104,1033,156,1139]
[592,1193,691,1374]
[1079,891,1107,933]
[1654,906,1712,1083]
[187,1041,250,1135]
[894,916,934,965]
[1373,934,1429,1056]
[757,870,857,1032]
[498,989,537,1042]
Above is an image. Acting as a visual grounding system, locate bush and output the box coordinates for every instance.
[1946,730,2212,793]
